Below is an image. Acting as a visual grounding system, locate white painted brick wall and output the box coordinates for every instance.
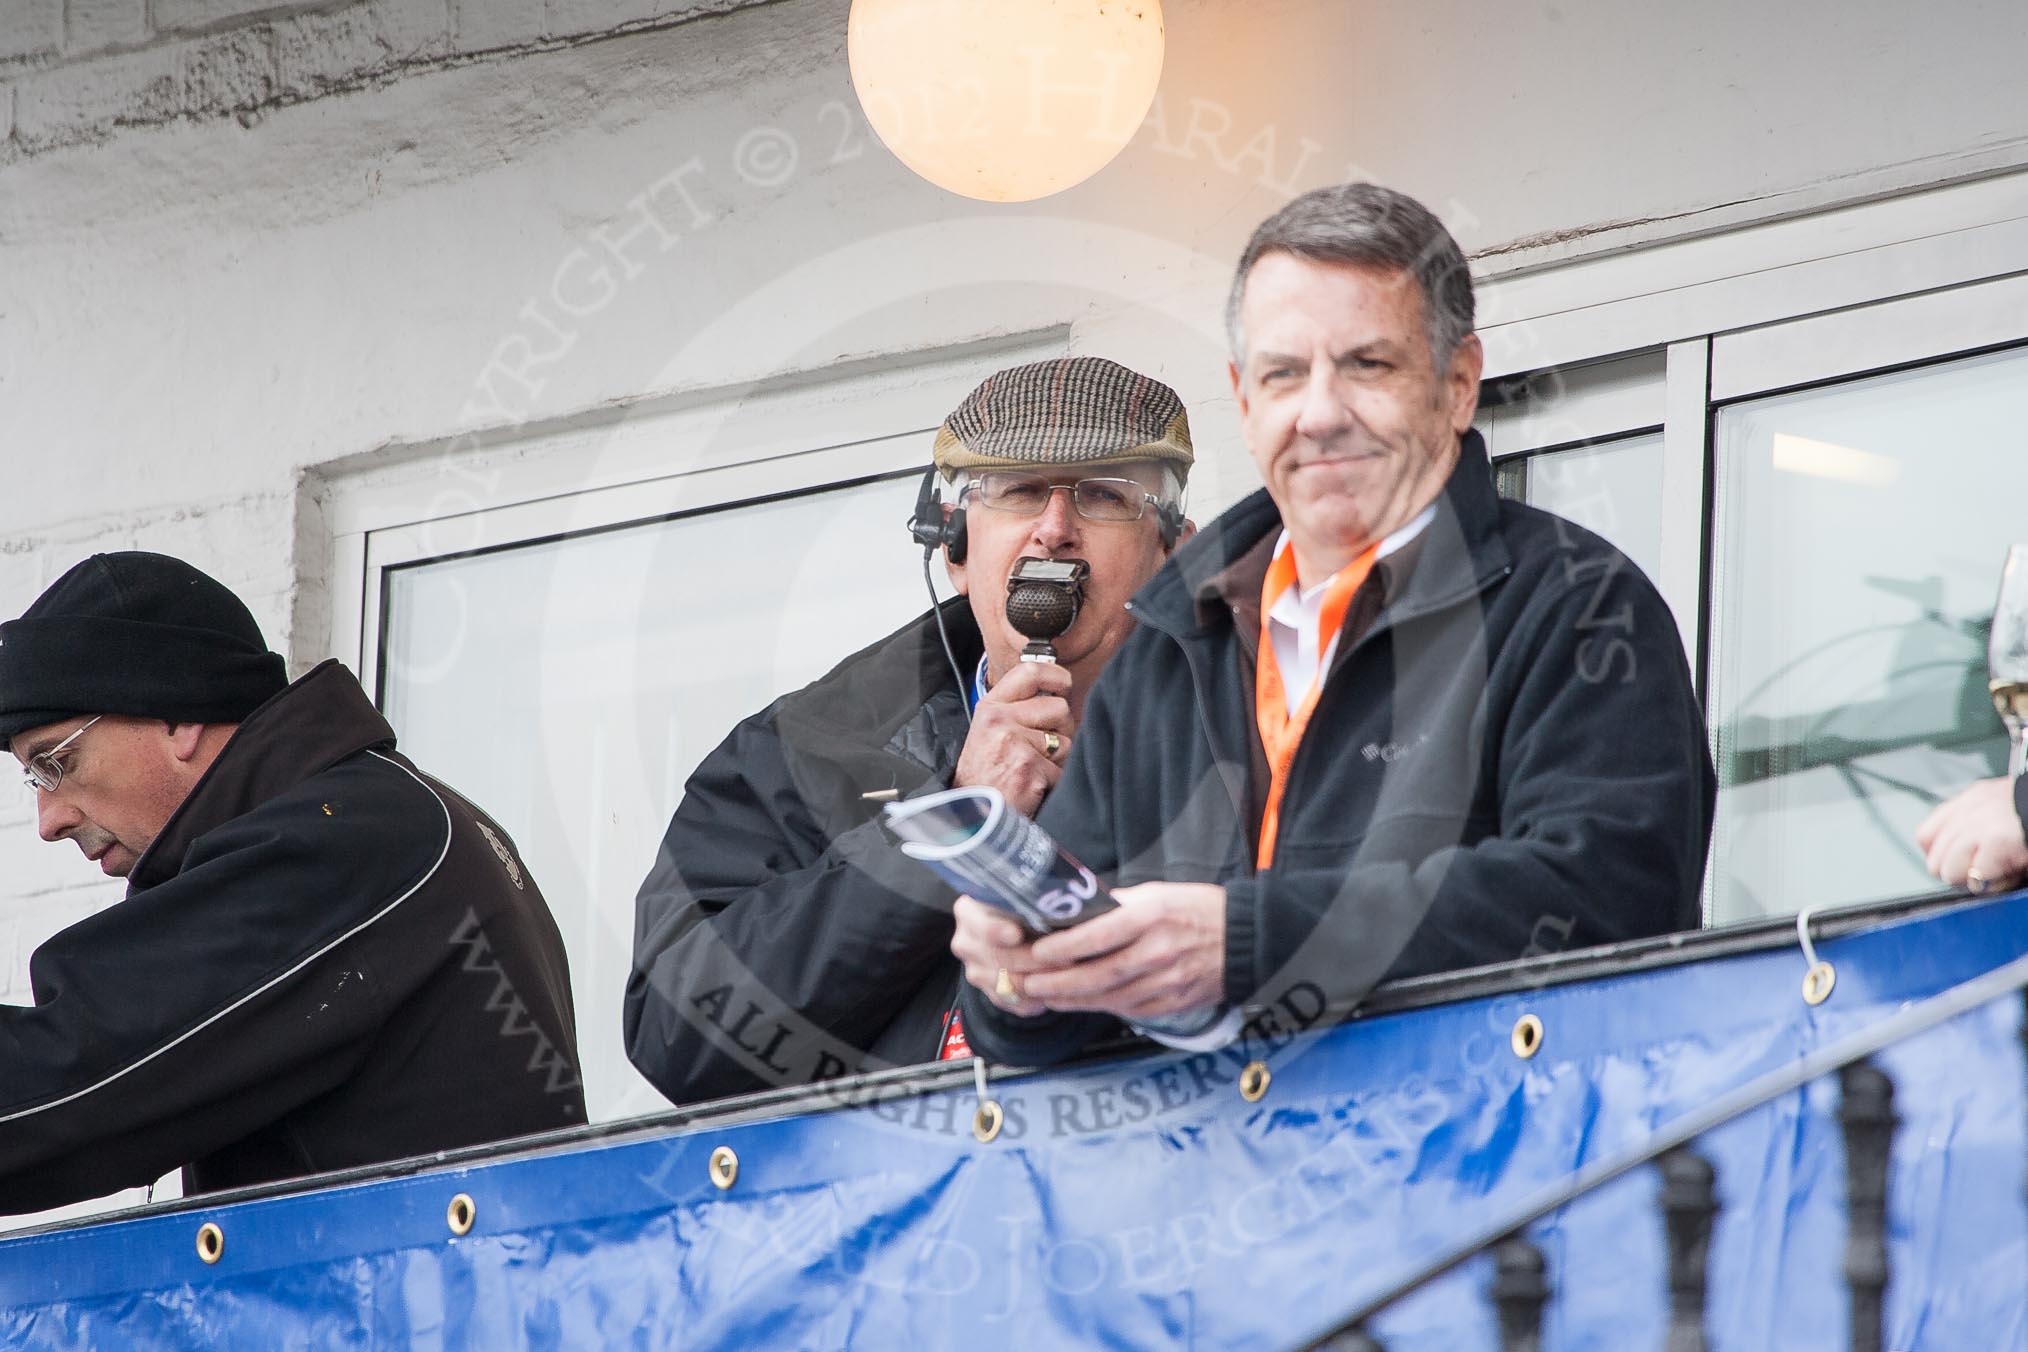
[2,0,773,159]
[451,0,545,51]
[0,0,64,63]
[151,0,339,37]
[63,0,148,55]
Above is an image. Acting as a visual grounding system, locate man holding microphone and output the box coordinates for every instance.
[625,356,1196,1103]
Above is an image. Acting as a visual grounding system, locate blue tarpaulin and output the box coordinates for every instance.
[3,892,2025,1349]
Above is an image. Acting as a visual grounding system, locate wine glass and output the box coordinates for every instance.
[1989,544,2028,778]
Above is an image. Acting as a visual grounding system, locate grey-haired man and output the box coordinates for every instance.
[953,184,1715,1064]
[624,356,1196,1104]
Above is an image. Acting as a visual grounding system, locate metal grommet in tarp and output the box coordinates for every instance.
[195,1222,224,1265]
[1803,961,1837,1005]
[709,1146,739,1190]
[1239,1060,1271,1102]
[1796,908,1836,1006]
[1511,1014,1545,1059]
[446,1193,476,1236]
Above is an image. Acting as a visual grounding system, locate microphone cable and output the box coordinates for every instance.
[922,546,974,725]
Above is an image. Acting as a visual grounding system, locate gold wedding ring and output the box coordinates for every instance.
[1043,730,1061,760]
[995,967,1019,999]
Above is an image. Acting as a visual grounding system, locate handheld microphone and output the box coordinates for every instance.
[1007,557,1089,664]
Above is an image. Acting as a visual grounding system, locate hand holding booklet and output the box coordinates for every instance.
[882,786,1240,1049]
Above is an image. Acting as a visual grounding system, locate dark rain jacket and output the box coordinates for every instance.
[624,605,981,1106]
[960,432,1717,1066]
[0,661,585,1213]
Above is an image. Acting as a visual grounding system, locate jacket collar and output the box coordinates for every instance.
[129,660,397,891]
[775,599,981,737]
[1134,428,1511,639]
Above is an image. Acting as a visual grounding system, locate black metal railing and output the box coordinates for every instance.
[1294,956,2028,1351]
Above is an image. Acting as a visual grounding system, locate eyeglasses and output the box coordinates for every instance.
[963,471,1164,524]
[21,716,102,794]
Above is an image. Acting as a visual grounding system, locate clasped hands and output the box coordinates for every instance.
[950,881,1227,1022]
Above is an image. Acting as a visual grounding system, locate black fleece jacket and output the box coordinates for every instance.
[0,661,584,1213]
[625,604,982,1106]
[960,432,1717,1066]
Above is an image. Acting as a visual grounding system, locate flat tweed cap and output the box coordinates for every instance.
[932,357,1194,479]
[0,552,289,744]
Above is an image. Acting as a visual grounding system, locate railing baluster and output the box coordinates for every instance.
[1838,1062,1897,1352]
[1491,1233,1549,1352]
[1659,1149,1720,1352]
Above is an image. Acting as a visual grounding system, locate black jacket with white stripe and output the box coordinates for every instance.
[0,661,584,1212]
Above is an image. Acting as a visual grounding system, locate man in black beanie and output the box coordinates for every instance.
[0,552,586,1214]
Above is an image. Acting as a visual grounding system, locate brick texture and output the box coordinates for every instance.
[452,0,545,50]
[5,0,772,156]
[63,0,148,55]
[0,0,65,63]
[152,0,331,37]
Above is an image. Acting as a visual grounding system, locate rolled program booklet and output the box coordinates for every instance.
[882,786,1232,1044]
[881,785,1117,934]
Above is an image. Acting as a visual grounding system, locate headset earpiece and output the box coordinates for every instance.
[945,502,968,564]
[906,467,969,564]
[1156,499,1185,551]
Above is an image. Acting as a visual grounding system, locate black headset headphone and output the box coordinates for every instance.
[908,467,970,563]
[907,465,1184,562]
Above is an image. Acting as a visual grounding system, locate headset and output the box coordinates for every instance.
[907,465,1186,562]
[907,467,970,564]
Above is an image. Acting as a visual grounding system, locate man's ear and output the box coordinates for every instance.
[1168,518,1199,554]
[1445,333,1485,433]
[163,721,208,763]
[1228,359,1247,417]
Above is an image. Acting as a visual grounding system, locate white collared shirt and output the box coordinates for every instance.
[1266,506,1436,717]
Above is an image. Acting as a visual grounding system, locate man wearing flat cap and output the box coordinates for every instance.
[624,355,1196,1104]
[0,552,585,1213]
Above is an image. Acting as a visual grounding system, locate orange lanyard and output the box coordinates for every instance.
[1254,540,1380,867]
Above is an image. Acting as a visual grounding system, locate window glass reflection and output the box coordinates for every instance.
[1707,346,2028,923]
[381,473,929,1120]
[1496,431,1666,587]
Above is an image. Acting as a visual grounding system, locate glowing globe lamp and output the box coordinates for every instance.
[848,0,1166,203]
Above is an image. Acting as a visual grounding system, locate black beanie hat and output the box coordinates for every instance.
[0,552,290,745]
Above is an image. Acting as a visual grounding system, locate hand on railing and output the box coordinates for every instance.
[1916,776,2028,893]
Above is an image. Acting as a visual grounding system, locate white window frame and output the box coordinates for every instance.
[320,328,1072,685]
[1475,165,2028,680]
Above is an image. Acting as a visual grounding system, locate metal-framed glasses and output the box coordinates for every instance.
[963,471,1164,524]
[21,715,102,793]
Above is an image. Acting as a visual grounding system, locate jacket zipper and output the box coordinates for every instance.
[1262,565,1513,870]
[1136,560,1513,874]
